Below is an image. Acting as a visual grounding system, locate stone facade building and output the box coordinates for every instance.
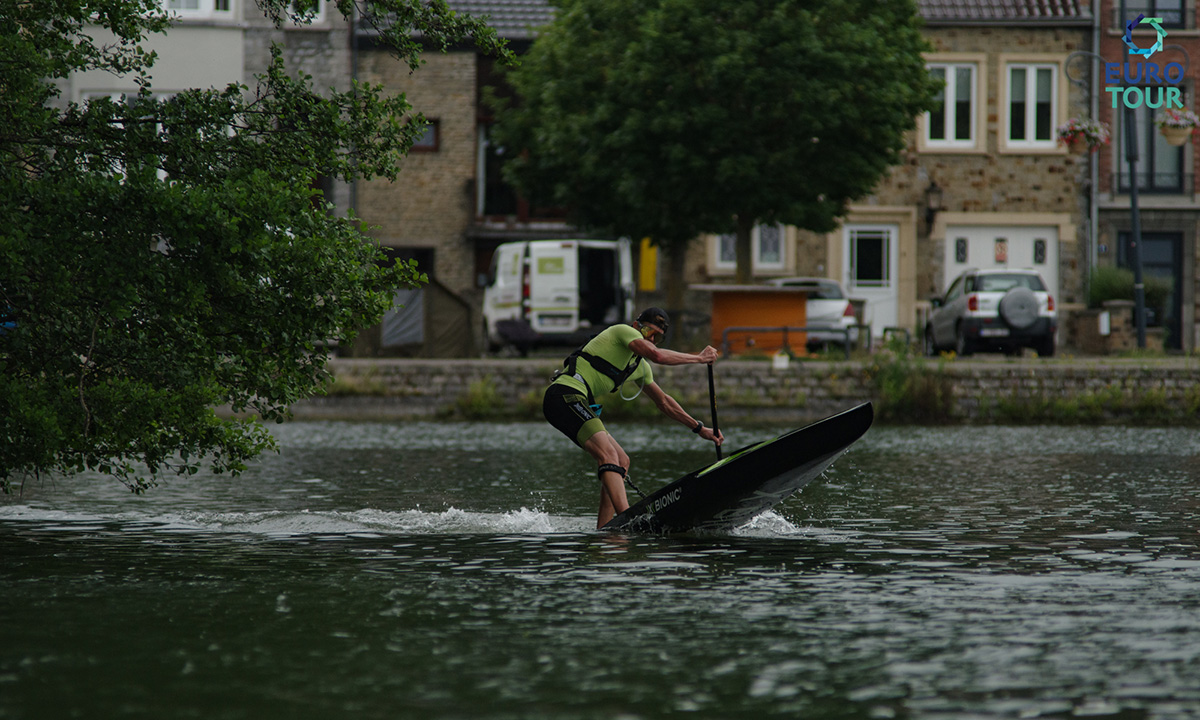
[685,1,1096,349]
[350,0,1115,356]
[67,2,354,213]
[78,1,1183,356]
[1094,0,1199,352]
[350,1,569,357]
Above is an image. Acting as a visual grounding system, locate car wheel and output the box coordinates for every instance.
[924,326,937,357]
[999,287,1039,330]
[955,324,974,356]
[1035,334,1055,357]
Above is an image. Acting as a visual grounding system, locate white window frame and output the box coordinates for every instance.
[163,0,234,19]
[1000,57,1063,153]
[287,0,327,24]
[925,62,977,149]
[712,224,788,274]
[82,92,176,181]
[918,53,987,154]
[846,225,894,290]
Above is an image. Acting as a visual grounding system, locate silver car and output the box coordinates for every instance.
[766,277,860,349]
[925,269,1057,357]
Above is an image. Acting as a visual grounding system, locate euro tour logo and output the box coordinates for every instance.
[1105,14,1184,110]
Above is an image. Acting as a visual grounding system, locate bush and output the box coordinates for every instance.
[455,376,502,419]
[1088,266,1172,326]
[865,337,956,423]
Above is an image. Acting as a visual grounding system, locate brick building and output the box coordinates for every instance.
[351,1,569,357]
[1094,0,1198,352]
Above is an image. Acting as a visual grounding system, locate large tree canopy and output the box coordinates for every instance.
[0,0,509,492]
[492,0,938,288]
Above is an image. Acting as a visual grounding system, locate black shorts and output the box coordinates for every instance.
[543,382,606,447]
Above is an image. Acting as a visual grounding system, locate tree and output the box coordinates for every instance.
[491,0,939,297]
[0,0,510,492]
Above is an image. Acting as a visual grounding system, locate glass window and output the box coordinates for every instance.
[1116,1,1186,30]
[757,224,783,268]
[717,234,737,266]
[926,63,976,146]
[164,0,233,16]
[1117,102,1185,194]
[1008,63,1057,147]
[977,274,1046,292]
[944,276,963,302]
[713,224,786,273]
[411,119,439,152]
[849,228,889,288]
[290,0,325,22]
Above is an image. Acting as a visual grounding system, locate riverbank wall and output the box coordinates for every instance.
[287,355,1200,425]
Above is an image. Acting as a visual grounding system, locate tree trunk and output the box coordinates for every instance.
[664,242,687,311]
[735,214,754,284]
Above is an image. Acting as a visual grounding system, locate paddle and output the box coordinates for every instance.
[708,363,722,460]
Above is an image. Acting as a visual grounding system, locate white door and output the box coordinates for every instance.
[843,224,899,338]
[943,226,1059,300]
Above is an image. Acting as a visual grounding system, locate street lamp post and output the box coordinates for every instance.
[1123,105,1148,349]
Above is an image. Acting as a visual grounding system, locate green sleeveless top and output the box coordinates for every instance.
[552,324,654,399]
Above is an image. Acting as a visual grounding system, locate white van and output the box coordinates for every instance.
[482,239,634,352]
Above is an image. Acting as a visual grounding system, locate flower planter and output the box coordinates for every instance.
[1056,118,1110,154]
[1065,138,1091,154]
[1160,125,1194,146]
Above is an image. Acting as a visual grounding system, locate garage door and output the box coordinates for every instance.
[942,225,1059,300]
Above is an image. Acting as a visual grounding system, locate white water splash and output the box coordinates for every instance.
[731,510,813,538]
[0,504,592,537]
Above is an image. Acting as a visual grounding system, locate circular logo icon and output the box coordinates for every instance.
[1123,14,1167,58]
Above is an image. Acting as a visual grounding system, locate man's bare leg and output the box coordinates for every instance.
[582,431,630,529]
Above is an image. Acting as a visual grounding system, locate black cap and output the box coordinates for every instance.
[636,307,670,333]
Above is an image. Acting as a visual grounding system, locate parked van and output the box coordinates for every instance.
[482,239,634,352]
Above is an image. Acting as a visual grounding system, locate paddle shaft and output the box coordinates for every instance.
[708,363,722,460]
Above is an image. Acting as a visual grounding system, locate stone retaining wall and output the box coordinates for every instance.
[289,357,1200,425]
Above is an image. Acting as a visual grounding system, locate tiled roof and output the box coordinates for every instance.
[918,0,1092,24]
[447,0,556,40]
[367,0,1091,41]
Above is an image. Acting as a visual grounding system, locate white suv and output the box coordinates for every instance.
[925,269,1057,357]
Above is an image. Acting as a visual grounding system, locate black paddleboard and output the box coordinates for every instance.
[602,402,873,534]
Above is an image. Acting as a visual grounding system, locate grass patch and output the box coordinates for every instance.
[864,338,956,423]
[454,376,502,419]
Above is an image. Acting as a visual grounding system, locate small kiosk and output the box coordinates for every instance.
[693,284,809,356]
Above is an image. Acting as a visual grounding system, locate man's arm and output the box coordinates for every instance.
[629,338,719,365]
[643,383,724,445]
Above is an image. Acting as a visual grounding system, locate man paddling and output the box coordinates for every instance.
[542,307,724,528]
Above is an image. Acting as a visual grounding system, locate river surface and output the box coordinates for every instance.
[4,417,1200,719]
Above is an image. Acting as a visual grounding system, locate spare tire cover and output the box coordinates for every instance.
[999,286,1039,329]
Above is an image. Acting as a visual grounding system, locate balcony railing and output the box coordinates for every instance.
[1115,172,1194,195]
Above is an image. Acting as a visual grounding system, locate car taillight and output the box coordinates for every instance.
[1047,295,1055,312]
[842,302,855,317]
[967,294,978,312]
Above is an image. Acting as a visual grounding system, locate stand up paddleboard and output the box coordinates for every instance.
[602,402,873,534]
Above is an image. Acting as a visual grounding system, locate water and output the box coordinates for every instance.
[4,419,1200,719]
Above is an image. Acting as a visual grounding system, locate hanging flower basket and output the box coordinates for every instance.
[1065,136,1091,154]
[1155,108,1199,146]
[1056,117,1110,153]
[1160,125,1194,146]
